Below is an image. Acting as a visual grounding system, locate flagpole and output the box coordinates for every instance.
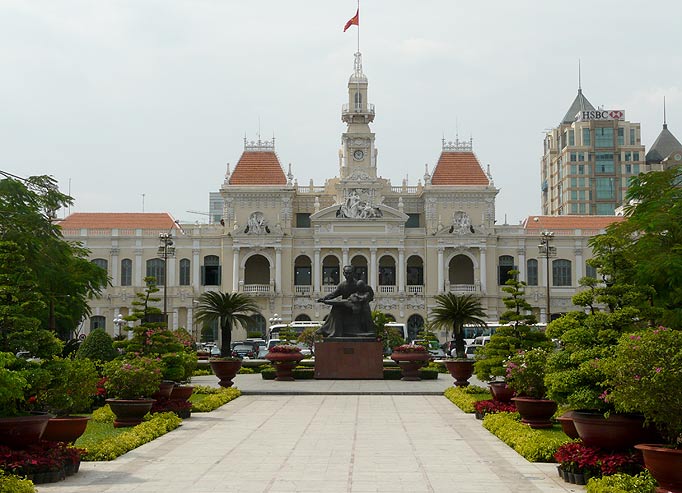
[357,0,360,53]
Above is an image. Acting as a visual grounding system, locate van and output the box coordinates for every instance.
[472,335,491,346]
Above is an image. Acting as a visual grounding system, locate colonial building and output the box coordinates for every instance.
[60,52,620,342]
[540,86,646,216]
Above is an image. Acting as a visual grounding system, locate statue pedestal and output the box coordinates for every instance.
[314,341,384,379]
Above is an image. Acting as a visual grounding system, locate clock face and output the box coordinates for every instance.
[675,153,682,161]
[353,149,364,161]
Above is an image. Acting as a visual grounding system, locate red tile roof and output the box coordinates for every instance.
[58,213,179,230]
[523,215,624,231]
[228,151,287,185]
[430,152,490,186]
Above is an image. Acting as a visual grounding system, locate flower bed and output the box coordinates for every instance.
[443,386,490,413]
[473,399,516,419]
[482,412,572,462]
[0,441,85,484]
[554,442,644,479]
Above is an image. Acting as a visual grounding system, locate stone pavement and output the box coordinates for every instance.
[36,375,585,493]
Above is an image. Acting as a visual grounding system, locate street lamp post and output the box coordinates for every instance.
[113,314,126,338]
[268,313,282,340]
[538,230,556,323]
[158,232,176,326]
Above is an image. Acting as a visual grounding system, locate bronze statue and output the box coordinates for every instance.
[316,265,376,338]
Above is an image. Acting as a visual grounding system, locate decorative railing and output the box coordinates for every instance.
[294,285,312,296]
[407,285,424,295]
[322,285,337,294]
[389,186,419,194]
[378,285,396,294]
[342,103,375,114]
[448,284,478,293]
[297,186,326,194]
[241,284,271,294]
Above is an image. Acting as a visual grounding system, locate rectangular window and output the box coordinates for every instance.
[596,177,615,199]
[179,259,191,286]
[595,153,614,173]
[498,256,515,285]
[586,263,598,279]
[296,213,311,228]
[633,164,640,174]
[570,153,577,162]
[571,190,577,200]
[579,190,585,200]
[571,203,578,213]
[407,266,424,285]
[625,164,632,174]
[618,127,624,145]
[596,203,615,215]
[526,259,538,286]
[595,127,614,148]
[570,164,577,175]
[405,214,420,228]
[552,259,572,287]
[294,266,312,285]
[571,178,577,187]
[579,203,586,214]
[630,128,636,145]
[582,128,591,146]
[578,153,585,162]
[625,152,631,162]
[633,152,640,161]
[569,130,575,146]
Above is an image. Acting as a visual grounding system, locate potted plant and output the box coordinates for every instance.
[505,348,557,429]
[390,344,430,381]
[265,344,304,381]
[603,327,682,492]
[102,357,162,427]
[0,352,51,448]
[35,357,99,443]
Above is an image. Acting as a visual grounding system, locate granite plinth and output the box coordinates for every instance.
[314,341,383,379]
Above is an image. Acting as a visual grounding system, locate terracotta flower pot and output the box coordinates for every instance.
[572,412,657,450]
[443,359,475,387]
[42,416,90,443]
[152,381,175,400]
[265,352,304,381]
[209,359,242,388]
[635,444,682,493]
[512,397,558,429]
[169,385,195,402]
[488,381,515,402]
[556,410,580,439]
[0,414,51,448]
[106,398,155,428]
[390,351,430,381]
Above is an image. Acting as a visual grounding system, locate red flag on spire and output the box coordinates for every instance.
[344,9,359,32]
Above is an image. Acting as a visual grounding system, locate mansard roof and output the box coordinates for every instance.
[228,151,287,185]
[645,124,682,164]
[561,89,596,124]
[431,151,490,186]
[58,212,179,230]
[523,215,623,231]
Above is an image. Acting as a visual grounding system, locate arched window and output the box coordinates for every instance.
[202,255,221,286]
[92,258,108,272]
[294,256,312,286]
[90,315,106,331]
[243,255,269,284]
[407,314,424,342]
[146,258,165,284]
[526,259,538,286]
[354,91,362,110]
[295,314,312,322]
[120,258,132,286]
[378,255,395,285]
[448,255,474,285]
[179,258,191,286]
[553,259,572,286]
[322,256,340,285]
[406,255,424,286]
[498,255,515,285]
[351,255,367,283]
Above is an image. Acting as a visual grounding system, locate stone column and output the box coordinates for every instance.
[398,248,405,293]
[275,247,282,294]
[342,248,349,267]
[517,248,526,283]
[313,248,321,294]
[370,248,377,290]
[232,247,240,292]
[110,246,120,286]
[134,247,143,286]
[437,246,444,293]
[192,247,201,287]
[574,247,583,283]
[479,247,487,293]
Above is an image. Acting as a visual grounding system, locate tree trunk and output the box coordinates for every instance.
[220,322,232,357]
[453,324,465,359]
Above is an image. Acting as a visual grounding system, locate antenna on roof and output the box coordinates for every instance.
[578,59,582,91]
[664,96,667,128]
[257,116,261,141]
[142,193,145,213]
[455,117,459,141]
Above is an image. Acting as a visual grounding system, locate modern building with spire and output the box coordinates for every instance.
[645,103,682,170]
[541,84,645,215]
[58,51,620,340]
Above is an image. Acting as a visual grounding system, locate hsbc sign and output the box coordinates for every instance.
[576,110,625,121]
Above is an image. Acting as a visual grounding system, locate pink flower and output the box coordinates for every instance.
[633,375,641,381]
[655,367,662,373]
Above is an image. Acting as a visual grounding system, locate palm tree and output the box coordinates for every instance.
[430,293,487,359]
[193,292,260,357]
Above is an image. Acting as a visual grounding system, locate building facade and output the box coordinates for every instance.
[60,53,620,342]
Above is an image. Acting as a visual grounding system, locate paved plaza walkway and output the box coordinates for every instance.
[37,375,585,493]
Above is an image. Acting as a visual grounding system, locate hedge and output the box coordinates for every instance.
[190,386,241,412]
[586,471,657,493]
[260,367,439,380]
[83,412,182,461]
[443,385,490,413]
[0,470,35,493]
[482,412,572,462]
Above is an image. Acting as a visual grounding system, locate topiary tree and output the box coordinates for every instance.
[430,293,487,359]
[474,271,551,382]
[75,328,118,363]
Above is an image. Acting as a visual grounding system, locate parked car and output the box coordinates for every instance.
[411,339,447,359]
[231,341,259,359]
[461,343,483,359]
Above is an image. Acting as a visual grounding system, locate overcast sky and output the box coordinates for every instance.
[2,1,681,225]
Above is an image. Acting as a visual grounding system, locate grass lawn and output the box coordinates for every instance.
[74,420,127,449]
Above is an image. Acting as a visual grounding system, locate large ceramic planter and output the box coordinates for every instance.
[572,412,656,450]
[556,411,580,439]
[512,397,558,429]
[0,414,51,448]
[209,359,242,388]
[390,351,430,381]
[488,381,514,402]
[152,380,175,400]
[443,359,475,387]
[265,352,304,381]
[170,385,195,402]
[635,444,682,493]
[106,398,155,428]
[42,416,90,443]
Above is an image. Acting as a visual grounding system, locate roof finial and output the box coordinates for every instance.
[664,96,667,128]
[578,59,582,92]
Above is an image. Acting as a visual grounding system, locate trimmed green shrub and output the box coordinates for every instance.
[586,471,657,493]
[83,412,181,461]
[443,386,490,413]
[0,470,35,493]
[192,368,212,376]
[238,366,255,374]
[75,329,118,363]
[417,367,439,380]
[482,412,572,462]
[190,387,240,412]
[91,404,117,423]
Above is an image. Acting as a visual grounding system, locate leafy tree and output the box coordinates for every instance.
[297,327,322,356]
[372,310,405,353]
[193,292,260,357]
[75,328,118,363]
[474,271,550,381]
[429,293,487,358]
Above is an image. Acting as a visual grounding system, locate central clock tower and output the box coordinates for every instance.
[340,52,377,182]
